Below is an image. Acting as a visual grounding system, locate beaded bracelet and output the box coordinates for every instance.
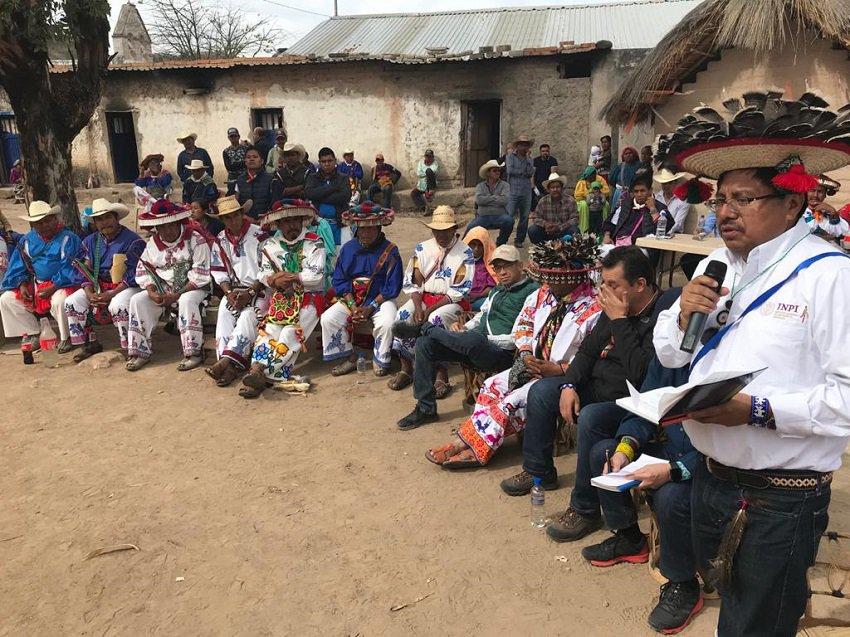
[559,383,576,392]
[749,396,777,429]
[615,435,640,462]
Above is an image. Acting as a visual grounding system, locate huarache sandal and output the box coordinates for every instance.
[441,448,483,470]
[331,359,358,376]
[177,355,204,371]
[125,356,150,372]
[216,365,241,387]
[387,370,412,391]
[241,370,269,391]
[57,339,75,354]
[205,359,228,381]
[434,379,453,400]
[374,367,389,377]
[239,385,264,399]
[73,341,103,363]
[425,441,466,466]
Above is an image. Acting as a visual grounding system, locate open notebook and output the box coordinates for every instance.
[615,366,766,426]
[591,454,668,492]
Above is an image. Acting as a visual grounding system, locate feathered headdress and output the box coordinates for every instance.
[655,91,850,202]
[341,202,396,227]
[527,234,600,284]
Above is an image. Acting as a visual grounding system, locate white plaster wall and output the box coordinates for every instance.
[70,56,591,188]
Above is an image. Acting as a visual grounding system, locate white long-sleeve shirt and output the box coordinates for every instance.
[656,191,690,234]
[653,219,850,472]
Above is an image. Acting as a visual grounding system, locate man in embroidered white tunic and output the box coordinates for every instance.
[126,200,211,372]
[387,205,474,393]
[204,195,268,387]
[651,92,850,636]
[239,200,326,398]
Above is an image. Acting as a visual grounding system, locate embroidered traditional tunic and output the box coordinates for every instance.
[458,283,601,464]
[210,220,268,368]
[251,229,325,381]
[392,236,474,359]
[127,224,211,359]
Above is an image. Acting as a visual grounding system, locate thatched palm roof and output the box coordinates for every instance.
[601,0,850,125]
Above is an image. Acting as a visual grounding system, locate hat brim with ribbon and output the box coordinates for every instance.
[655,92,850,202]
[86,199,131,221]
[20,201,61,223]
[262,199,318,226]
[526,235,600,284]
[138,200,192,228]
[342,202,396,228]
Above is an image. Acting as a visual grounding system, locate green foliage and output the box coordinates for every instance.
[0,0,109,51]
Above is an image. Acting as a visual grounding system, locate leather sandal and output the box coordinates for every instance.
[387,370,412,391]
[177,355,204,371]
[331,359,358,376]
[441,448,482,470]
[425,441,466,466]
[125,356,150,372]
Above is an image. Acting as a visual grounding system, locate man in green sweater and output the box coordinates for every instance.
[396,244,539,430]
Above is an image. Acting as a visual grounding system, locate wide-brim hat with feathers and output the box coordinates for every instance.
[655,91,850,199]
[341,202,395,227]
[527,234,600,284]
[138,199,191,227]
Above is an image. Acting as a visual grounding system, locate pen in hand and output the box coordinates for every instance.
[605,449,612,474]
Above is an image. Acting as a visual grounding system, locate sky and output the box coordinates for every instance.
[109,0,616,50]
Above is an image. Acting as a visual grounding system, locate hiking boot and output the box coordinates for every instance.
[581,531,649,567]
[647,578,704,634]
[546,507,603,542]
[397,406,439,431]
[500,470,559,496]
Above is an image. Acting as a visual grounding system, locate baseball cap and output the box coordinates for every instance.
[489,244,522,264]
[275,129,286,139]
[227,127,239,136]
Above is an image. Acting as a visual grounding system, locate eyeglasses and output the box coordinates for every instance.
[706,193,783,214]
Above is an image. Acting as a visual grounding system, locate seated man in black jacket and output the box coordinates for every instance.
[304,147,352,245]
[578,355,705,634]
[500,248,673,520]
[601,174,672,246]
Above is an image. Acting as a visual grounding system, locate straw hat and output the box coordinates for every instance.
[262,199,317,226]
[140,153,164,170]
[653,168,687,184]
[282,143,306,161]
[184,159,208,170]
[176,131,198,142]
[479,159,503,180]
[138,199,191,228]
[423,205,459,230]
[20,200,60,223]
[209,195,251,218]
[85,198,130,221]
[542,172,568,188]
[513,134,534,146]
[342,202,395,227]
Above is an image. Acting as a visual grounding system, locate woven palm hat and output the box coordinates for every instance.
[527,235,600,284]
[176,131,198,142]
[208,195,251,218]
[423,205,459,231]
[86,198,130,221]
[282,143,306,161]
[542,172,568,188]
[655,91,850,184]
[185,159,208,170]
[20,200,60,223]
[479,159,504,180]
[140,153,164,170]
[262,198,317,226]
[138,199,191,227]
[342,202,395,228]
[653,168,687,184]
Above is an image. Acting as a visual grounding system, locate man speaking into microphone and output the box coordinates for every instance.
[651,92,850,636]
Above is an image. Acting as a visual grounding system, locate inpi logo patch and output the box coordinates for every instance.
[759,300,809,323]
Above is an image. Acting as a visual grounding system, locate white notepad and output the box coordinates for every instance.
[590,453,668,492]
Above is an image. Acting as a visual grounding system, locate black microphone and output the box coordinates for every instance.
[680,259,727,353]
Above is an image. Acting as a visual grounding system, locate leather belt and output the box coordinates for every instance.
[706,457,833,490]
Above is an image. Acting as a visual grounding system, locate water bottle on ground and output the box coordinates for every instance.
[530,477,547,528]
[655,212,668,239]
[21,332,34,365]
[38,317,59,368]
[356,353,367,375]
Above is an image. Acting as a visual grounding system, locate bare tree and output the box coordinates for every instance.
[148,0,282,59]
[0,0,111,231]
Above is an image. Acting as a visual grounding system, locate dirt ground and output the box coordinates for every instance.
[2,196,849,636]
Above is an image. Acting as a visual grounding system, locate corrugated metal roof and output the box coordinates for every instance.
[287,0,704,58]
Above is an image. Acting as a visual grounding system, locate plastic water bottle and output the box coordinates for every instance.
[655,212,668,239]
[693,214,706,241]
[356,353,367,375]
[38,317,59,368]
[21,332,34,365]
[530,477,547,528]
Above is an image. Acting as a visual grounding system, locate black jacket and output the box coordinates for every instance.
[561,287,679,403]
[235,170,274,220]
[304,170,351,213]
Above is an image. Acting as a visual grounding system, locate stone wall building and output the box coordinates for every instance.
[34,1,701,197]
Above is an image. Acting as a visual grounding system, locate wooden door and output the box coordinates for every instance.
[462,100,501,187]
[106,112,139,183]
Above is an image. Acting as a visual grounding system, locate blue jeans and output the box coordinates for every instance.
[589,436,696,581]
[507,191,532,244]
[527,223,562,245]
[367,183,393,206]
[521,376,597,477]
[692,461,830,636]
[465,214,514,246]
